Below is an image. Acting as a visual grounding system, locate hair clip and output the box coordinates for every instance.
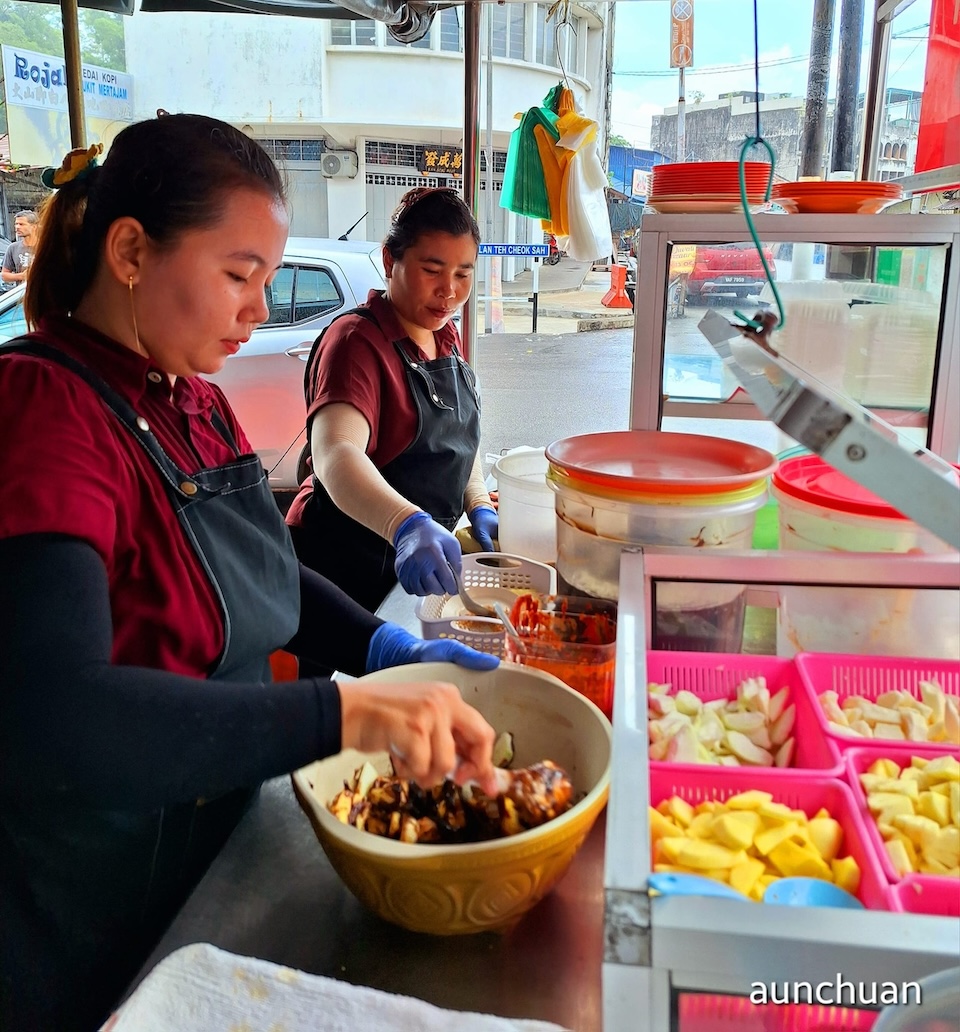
[41,142,104,189]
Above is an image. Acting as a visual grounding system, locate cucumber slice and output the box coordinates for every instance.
[492,731,515,769]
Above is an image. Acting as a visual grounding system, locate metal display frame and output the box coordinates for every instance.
[629,213,960,462]
[603,547,960,1032]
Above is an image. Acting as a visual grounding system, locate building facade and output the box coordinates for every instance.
[123,2,611,278]
[650,88,924,182]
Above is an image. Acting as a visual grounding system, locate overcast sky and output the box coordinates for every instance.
[610,0,933,148]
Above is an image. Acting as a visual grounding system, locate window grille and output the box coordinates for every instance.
[330,19,376,45]
[366,174,462,190]
[365,141,505,177]
[440,8,461,52]
[260,139,327,162]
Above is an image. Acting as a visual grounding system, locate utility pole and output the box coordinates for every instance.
[799,0,835,178]
[831,0,865,173]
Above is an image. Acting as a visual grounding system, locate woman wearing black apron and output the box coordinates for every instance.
[0,116,499,1032]
[286,188,499,615]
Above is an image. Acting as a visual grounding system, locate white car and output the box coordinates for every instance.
[0,238,387,491]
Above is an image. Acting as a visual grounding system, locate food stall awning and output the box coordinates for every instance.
[137,0,436,43]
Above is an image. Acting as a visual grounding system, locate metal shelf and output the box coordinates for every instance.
[602,548,960,1032]
[630,213,960,461]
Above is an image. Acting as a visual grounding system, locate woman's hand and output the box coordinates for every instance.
[339,679,498,794]
[468,505,499,551]
[392,511,461,596]
[366,623,499,673]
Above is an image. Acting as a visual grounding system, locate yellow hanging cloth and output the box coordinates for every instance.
[533,123,572,235]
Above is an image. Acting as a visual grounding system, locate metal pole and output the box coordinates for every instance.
[531,259,540,333]
[60,0,87,148]
[799,0,835,177]
[676,66,686,162]
[484,2,494,335]
[831,0,866,173]
[462,0,481,369]
[860,0,893,180]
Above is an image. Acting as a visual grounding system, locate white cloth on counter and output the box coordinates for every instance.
[105,942,572,1032]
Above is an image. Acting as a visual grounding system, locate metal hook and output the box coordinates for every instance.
[549,0,574,91]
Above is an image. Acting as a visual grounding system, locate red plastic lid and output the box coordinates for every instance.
[544,431,777,495]
[773,454,911,519]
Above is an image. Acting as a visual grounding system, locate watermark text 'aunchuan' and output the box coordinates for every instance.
[750,975,921,1007]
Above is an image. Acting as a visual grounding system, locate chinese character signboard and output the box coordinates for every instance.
[631,169,650,197]
[418,146,463,176]
[670,0,694,69]
[1,45,135,167]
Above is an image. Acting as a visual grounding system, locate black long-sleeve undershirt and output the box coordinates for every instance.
[0,534,384,810]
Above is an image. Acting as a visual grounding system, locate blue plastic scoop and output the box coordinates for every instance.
[647,872,864,909]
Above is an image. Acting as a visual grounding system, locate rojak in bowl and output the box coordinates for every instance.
[292,663,612,935]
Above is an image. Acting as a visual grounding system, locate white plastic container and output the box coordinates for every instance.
[772,455,959,659]
[492,448,557,564]
[544,431,777,653]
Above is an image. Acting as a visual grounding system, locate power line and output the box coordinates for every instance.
[613,27,923,80]
[614,55,810,77]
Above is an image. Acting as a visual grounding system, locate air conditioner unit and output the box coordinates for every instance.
[321,151,359,179]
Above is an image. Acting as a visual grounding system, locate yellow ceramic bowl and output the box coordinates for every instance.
[292,662,611,935]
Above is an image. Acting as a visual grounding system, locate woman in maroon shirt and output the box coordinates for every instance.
[286,188,499,615]
[0,114,499,1032]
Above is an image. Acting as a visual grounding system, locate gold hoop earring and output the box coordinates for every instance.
[128,276,146,358]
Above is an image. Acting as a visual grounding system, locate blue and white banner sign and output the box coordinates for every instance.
[478,243,550,257]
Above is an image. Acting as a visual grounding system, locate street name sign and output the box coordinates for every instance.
[478,243,550,257]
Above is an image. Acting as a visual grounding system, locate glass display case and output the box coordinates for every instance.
[630,214,960,461]
[603,548,960,1032]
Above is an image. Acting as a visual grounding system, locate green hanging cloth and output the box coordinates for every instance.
[500,103,560,221]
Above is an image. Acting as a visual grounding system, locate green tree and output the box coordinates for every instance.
[609,133,633,148]
[0,1,125,68]
[0,1,64,57]
[80,11,126,70]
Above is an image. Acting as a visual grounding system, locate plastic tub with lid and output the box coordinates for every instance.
[492,447,556,564]
[544,431,777,653]
[772,455,959,659]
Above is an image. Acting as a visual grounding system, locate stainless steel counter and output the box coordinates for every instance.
[127,583,606,1031]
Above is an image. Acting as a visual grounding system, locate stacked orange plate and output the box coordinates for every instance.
[772,179,902,214]
[648,161,773,213]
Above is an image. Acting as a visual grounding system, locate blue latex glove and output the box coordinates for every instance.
[393,511,460,597]
[468,505,499,552]
[366,623,500,673]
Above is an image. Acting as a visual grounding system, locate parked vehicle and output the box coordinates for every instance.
[0,237,387,491]
[684,242,776,304]
[544,233,564,266]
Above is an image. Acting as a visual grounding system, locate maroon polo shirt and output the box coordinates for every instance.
[0,314,254,676]
[286,290,462,529]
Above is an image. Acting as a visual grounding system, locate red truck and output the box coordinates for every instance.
[684,242,777,304]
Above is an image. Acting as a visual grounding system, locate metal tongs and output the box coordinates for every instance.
[699,308,960,551]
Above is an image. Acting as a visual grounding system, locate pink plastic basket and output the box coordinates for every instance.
[677,994,877,1031]
[650,767,891,910]
[844,745,960,887]
[794,654,960,757]
[889,874,960,917]
[646,652,842,776]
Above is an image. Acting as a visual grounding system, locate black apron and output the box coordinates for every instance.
[0,341,301,1031]
[291,307,481,613]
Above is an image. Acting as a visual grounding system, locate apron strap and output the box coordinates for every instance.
[0,339,239,496]
[302,305,380,405]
